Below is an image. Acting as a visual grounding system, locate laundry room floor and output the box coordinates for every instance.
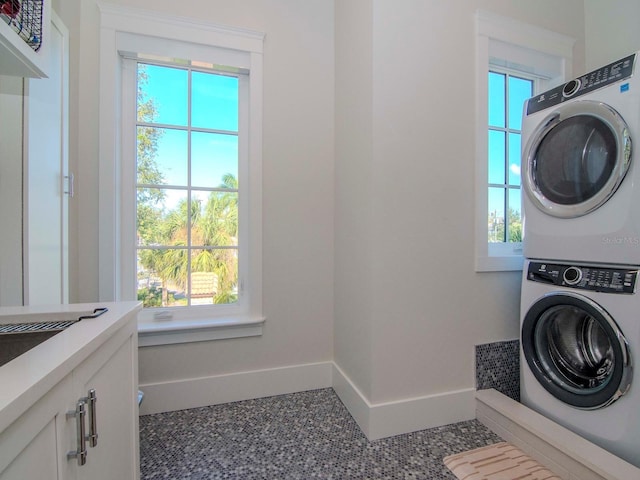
[139,388,502,480]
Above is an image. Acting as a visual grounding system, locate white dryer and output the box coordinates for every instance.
[522,52,640,264]
[520,259,640,467]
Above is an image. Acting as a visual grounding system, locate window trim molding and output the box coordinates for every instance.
[475,10,575,272]
[97,2,264,342]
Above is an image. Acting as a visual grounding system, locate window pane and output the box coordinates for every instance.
[488,72,506,128]
[190,248,238,305]
[191,132,239,188]
[160,191,190,246]
[137,188,166,246]
[189,267,217,305]
[138,64,188,126]
[488,130,506,184]
[137,127,188,186]
[191,72,239,131]
[488,187,505,243]
[192,191,239,247]
[137,248,188,308]
[508,133,522,186]
[508,76,533,130]
[508,188,522,243]
[135,62,244,311]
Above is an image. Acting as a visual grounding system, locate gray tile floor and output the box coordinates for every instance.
[139,388,502,479]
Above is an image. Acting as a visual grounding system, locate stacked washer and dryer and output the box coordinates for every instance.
[519,53,640,468]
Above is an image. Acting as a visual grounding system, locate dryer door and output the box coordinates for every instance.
[522,100,632,218]
[522,291,632,409]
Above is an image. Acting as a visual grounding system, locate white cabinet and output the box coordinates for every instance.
[0,0,51,77]
[0,313,139,480]
[72,321,139,479]
[0,376,71,480]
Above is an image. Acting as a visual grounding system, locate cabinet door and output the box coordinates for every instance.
[24,11,69,305]
[0,376,74,480]
[72,323,139,480]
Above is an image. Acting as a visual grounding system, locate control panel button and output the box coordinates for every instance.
[562,79,581,97]
[563,266,582,285]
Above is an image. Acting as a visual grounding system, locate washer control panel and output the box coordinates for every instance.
[526,53,636,115]
[527,262,637,294]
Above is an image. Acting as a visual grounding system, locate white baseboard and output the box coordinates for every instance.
[139,361,333,415]
[332,363,476,440]
[139,360,476,441]
[331,363,372,436]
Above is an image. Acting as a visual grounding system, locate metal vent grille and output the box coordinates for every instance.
[0,319,78,334]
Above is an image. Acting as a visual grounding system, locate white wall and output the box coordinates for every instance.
[61,0,335,398]
[52,0,595,437]
[334,0,585,436]
[584,0,640,70]
[334,0,375,403]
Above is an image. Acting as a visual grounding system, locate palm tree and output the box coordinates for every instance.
[140,174,239,306]
[200,173,239,303]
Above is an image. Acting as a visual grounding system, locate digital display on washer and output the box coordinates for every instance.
[526,53,636,115]
[527,261,637,294]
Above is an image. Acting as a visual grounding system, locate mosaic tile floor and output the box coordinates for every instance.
[139,388,502,479]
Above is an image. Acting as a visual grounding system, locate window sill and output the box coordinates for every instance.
[476,255,524,272]
[137,315,265,347]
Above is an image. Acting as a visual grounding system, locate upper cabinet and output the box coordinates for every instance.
[0,0,50,77]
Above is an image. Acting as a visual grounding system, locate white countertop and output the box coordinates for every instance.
[0,301,141,433]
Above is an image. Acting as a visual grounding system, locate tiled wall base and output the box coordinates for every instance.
[476,389,640,480]
[475,339,519,401]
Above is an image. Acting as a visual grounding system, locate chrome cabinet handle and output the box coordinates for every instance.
[67,400,88,466]
[84,389,98,447]
[64,172,74,198]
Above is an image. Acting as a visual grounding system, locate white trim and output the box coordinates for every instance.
[476,255,524,272]
[474,11,574,272]
[476,389,640,480]
[97,3,264,333]
[331,363,372,436]
[98,2,264,54]
[332,364,475,441]
[138,360,477,441]
[138,315,265,346]
[138,361,333,415]
[476,11,575,61]
[369,388,476,441]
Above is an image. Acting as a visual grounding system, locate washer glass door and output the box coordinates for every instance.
[522,292,632,409]
[523,100,632,218]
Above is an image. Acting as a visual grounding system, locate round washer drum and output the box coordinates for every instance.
[522,100,632,219]
[521,291,633,409]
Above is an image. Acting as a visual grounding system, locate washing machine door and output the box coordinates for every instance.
[523,100,632,218]
[522,291,632,409]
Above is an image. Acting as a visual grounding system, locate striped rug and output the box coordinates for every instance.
[443,442,562,480]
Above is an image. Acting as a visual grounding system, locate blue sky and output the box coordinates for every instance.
[487,72,533,221]
[139,63,239,210]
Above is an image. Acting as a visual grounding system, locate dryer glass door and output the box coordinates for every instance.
[522,292,632,409]
[523,100,631,218]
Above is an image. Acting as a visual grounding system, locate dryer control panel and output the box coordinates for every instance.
[526,53,636,115]
[527,262,637,294]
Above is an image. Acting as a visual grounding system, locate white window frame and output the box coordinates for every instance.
[98,3,265,345]
[475,11,574,272]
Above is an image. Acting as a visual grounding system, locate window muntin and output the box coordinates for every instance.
[135,62,242,309]
[487,69,533,245]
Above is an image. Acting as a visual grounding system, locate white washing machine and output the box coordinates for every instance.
[520,259,640,467]
[522,52,640,264]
